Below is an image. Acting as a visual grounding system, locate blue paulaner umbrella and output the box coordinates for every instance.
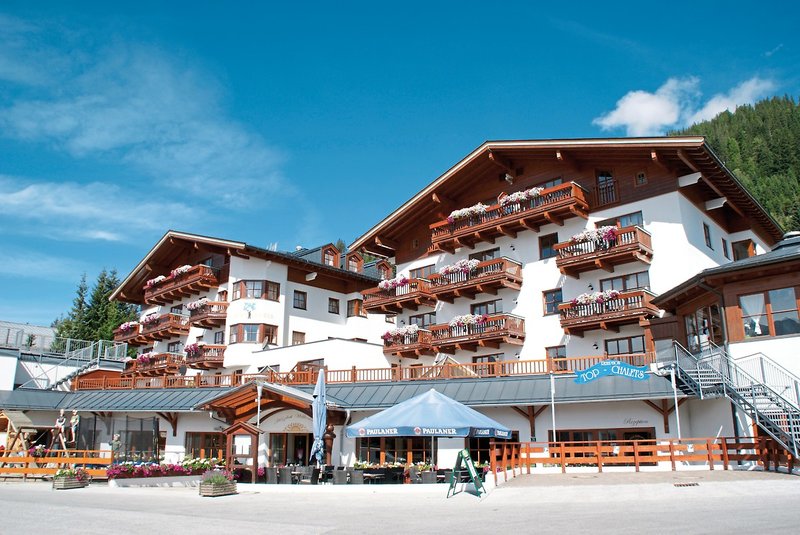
[309,371,326,465]
[345,388,511,439]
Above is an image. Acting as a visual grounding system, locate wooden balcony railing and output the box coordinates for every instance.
[144,264,222,306]
[428,182,590,253]
[429,257,522,303]
[140,313,190,342]
[135,352,184,376]
[185,344,226,370]
[121,359,138,377]
[429,313,525,354]
[73,353,653,390]
[554,226,653,278]
[558,290,660,336]
[382,329,434,358]
[189,301,229,329]
[112,325,146,346]
[362,278,436,313]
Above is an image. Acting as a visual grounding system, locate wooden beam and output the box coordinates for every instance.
[705,197,727,210]
[375,236,398,250]
[156,412,179,437]
[488,150,514,174]
[678,172,702,188]
[555,150,564,162]
[432,192,455,205]
[677,150,700,173]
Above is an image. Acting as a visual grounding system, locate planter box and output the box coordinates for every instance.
[109,475,202,488]
[53,478,88,490]
[199,481,237,497]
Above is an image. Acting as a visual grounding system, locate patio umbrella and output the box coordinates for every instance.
[309,370,326,466]
[345,388,511,439]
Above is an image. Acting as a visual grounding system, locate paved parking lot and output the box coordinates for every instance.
[2,470,798,534]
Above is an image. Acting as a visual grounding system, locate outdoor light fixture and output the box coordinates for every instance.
[592,343,599,350]
[504,173,514,184]
[588,284,594,291]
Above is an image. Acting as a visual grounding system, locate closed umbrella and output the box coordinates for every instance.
[309,370,326,466]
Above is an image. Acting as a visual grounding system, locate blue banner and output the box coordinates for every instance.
[574,360,649,384]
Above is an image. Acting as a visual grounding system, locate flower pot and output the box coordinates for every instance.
[198,481,237,497]
[53,477,88,490]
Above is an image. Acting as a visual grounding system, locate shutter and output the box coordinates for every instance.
[258,324,266,344]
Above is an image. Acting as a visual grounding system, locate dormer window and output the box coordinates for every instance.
[346,252,363,273]
[376,260,392,280]
[322,245,340,267]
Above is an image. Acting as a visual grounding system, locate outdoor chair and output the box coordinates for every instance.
[350,470,364,484]
[266,467,278,484]
[332,469,349,485]
[300,467,321,485]
[278,466,294,484]
[421,470,436,484]
[407,466,421,484]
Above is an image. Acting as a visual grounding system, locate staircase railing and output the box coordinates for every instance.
[733,351,800,409]
[17,337,128,389]
[672,341,800,457]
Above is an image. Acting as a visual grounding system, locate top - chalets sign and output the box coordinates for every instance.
[574,360,649,384]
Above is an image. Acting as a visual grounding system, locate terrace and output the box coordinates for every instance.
[554,226,653,278]
[382,329,435,358]
[135,352,184,376]
[140,313,190,342]
[429,313,525,354]
[558,289,660,336]
[144,264,221,306]
[429,182,590,253]
[429,257,522,303]
[188,301,229,329]
[185,344,226,370]
[112,324,146,346]
[362,278,437,313]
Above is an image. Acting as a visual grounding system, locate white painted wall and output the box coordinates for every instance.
[244,338,391,374]
[728,336,800,378]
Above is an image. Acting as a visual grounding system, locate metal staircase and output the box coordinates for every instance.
[18,338,128,390]
[671,341,800,458]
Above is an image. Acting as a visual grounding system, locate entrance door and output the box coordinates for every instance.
[269,432,313,466]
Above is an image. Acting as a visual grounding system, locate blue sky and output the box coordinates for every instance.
[1,2,798,326]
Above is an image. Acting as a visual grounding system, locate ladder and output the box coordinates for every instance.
[671,341,800,458]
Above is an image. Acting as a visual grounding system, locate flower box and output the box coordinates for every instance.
[53,477,88,490]
[199,481,237,497]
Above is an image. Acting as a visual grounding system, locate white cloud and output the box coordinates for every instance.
[593,76,776,136]
[0,17,287,207]
[764,44,783,58]
[0,248,89,283]
[0,176,191,242]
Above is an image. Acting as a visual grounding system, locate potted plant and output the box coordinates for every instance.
[199,469,237,497]
[53,467,90,490]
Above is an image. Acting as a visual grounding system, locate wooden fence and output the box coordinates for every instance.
[0,449,113,480]
[489,437,796,484]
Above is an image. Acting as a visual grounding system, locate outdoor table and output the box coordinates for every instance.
[291,471,304,484]
[363,473,385,484]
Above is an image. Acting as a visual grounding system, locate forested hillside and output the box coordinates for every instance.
[671,96,800,231]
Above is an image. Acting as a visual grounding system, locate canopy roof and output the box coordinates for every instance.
[345,388,511,439]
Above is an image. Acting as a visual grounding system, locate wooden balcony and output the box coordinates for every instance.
[144,265,220,306]
[382,329,435,358]
[112,325,146,346]
[188,301,229,329]
[136,352,184,376]
[362,278,437,313]
[558,290,660,337]
[429,257,522,303]
[185,344,226,370]
[554,226,653,278]
[120,360,138,377]
[430,314,525,354]
[429,182,590,253]
[140,313,190,342]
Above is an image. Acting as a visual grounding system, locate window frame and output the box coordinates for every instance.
[721,238,730,259]
[732,239,755,261]
[293,290,307,310]
[347,298,367,318]
[468,248,500,262]
[471,299,502,316]
[328,298,340,315]
[703,223,713,249]
[543,288,563,316]
[634,171,647,187]
[604,335,645,356]
[738,286,800,340]
[409,264,435,280]
[539,233,558,260]
[599,271,650,292]
[596,211,643,228]
[409,312,436,329]
[291,331,306,345]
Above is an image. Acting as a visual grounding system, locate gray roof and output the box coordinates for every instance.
[0,388,229,412]
[655,232,800,306]
[294,374,678,409]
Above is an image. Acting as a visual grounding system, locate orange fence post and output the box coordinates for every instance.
[633,441,640,473]
[526,443,531,475]
[669,440,676,471]
[560,443,566,474]
[490,442,497,486]
[596,441,603,473]
[721,439,729,470]
[706,439,714,470]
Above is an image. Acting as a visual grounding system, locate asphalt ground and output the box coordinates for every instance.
[2,469,797,534]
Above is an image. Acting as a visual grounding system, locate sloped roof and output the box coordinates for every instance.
[0,388,228,412]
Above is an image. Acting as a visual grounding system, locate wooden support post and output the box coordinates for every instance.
[706,439,714,470]
[490,442,497,486]
[502,443,508,483]
[596,441,603,473]
[661,399,670,434]
[633,441,640,472]
[560,443,566,474]
[669,440,676,471]
[526,443,531,475]
[721,439,729,470]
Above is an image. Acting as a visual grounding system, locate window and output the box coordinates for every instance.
[170,305,184,315]
[323,250,336,266]
[722,239,730,259]
[469,248,500,262]
[703,223,713,249]
[167,341,182,353]
[291,331,305,345]
[243,324,259,342]
[596,170,617,205]
[605,335,645,355]
[635,171,647,186]
[232,280,279,301]
[471,299,502,316]
[409,264,435,279]
[684,304,724,351]
[540,177,563,190]
[539,233,558,260]
[472,354,507,376]
[411,238,420,250]
[347,255,362,273]
[740,287,800,338]
[185,432,225,458]
[409,312,436,329]
[229,324,277,344]
[732,239,755,261]
[377,262,392,280]
[347,299,366,318]
[546,345,567,370]
[600,271,650,292]
[597,211,643,228]
[543,289,563,316]
[265,281,280,301]
[213,331,225,345]
[328,298,340,315]
[385,314,396,324]
[293,290,307,310]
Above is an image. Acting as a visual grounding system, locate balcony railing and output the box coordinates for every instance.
[73,353,655,390]
[112,325,146,346]
[429,313,525,354]
[429,257,522,302]
[144,264,222,305]
[188,301,229,329]
[362,278,436,313]
[554,226,653,278]
[135,352,184,376]
[185,344,226,370]
[140,313,190,342]
[382,329,434,358]
[429,182,590,253]
[558,289,660,336]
